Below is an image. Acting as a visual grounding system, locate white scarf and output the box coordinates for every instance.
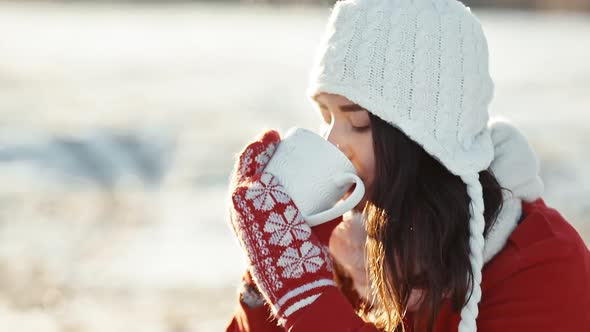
[328,118,545,301]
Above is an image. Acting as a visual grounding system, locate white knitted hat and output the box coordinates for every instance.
[306,0,494,331]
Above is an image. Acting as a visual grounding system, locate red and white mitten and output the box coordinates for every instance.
[228,130,338,326]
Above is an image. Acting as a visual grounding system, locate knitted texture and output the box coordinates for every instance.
[481,118,545,262]
[488,118,544,202]
[306,0,496,331]
[307,0,494,176]
[458,174,485,332]
[228,130,337,325]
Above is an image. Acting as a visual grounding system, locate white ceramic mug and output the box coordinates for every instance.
[263,127,365,226]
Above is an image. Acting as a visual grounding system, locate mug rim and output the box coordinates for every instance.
[285,126,356,171]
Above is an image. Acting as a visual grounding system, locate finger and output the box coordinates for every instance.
[234,130,281,182]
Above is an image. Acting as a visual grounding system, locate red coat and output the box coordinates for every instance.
[226,199,590,332]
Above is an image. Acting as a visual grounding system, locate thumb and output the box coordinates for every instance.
[233,130,281,183]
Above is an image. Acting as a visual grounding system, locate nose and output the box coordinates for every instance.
[325,126,353,160]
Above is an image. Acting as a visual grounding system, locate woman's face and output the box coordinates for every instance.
[312,92,376,211]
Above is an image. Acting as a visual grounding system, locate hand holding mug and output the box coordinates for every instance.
[228,128,363,326]
[263,127,365,226]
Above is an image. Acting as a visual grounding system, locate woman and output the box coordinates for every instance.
[226,0,590,331]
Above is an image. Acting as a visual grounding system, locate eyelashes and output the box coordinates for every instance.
[322,123,370,135]
[352,125,371,133]
[318,107,370,134]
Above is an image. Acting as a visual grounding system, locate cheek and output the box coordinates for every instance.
[353,138,376,188]
[350,143,375,212]
[362,151,376,190]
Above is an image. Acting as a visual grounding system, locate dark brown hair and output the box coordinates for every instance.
[363,113,504,332]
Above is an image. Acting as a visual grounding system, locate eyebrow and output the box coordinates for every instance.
[316,101,367,112]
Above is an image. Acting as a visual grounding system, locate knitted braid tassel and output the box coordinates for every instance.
[459,173,486,332]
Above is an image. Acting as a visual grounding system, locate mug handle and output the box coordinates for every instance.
[305,173,365,227]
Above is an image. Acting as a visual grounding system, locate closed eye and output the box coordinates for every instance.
[352,125,370,133]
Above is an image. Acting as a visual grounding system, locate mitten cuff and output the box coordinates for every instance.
[284,287,367,331]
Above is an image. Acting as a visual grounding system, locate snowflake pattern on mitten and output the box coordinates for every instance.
[228,131,336,323]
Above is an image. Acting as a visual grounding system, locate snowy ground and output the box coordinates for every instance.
[0,2,588,331]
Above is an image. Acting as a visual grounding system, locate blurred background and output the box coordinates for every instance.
[0,0,588,331]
